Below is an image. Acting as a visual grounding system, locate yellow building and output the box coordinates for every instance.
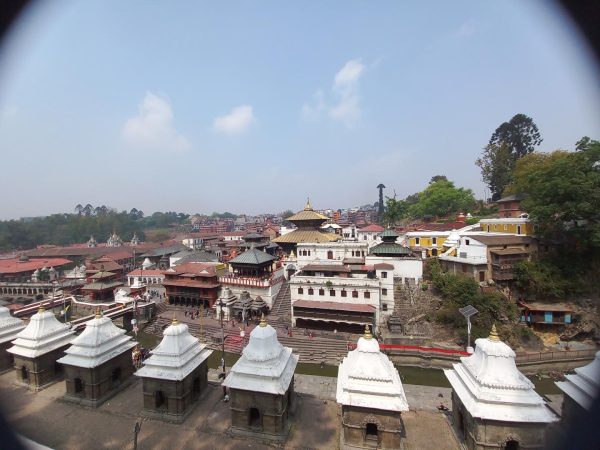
[479,218,534,236]
[405,231,450,257]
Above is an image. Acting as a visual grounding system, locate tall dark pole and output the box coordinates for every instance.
[218,299,225,375]
[376,183,386,223]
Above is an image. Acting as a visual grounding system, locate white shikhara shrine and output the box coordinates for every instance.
[336,326,409,412]
[223,316,298,395]
[135,319,212,381]
[7,307,74,359]
[555,350,600,411]
[444,325,557,423]
[0,306,26,345]
[57,313,137,368]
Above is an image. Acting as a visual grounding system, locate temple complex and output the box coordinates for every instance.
[0,306,26,371]
[163,262,226,307]
[336,326,409,449]
[81,270,124,302]
[219,246,285,312]
[222,315,298,440]
[135,318,212,422]
[272,200,339,253]
[57,312,138,406]
[7,307,75,390]
[444,325,557,450]
[555,351,599,428]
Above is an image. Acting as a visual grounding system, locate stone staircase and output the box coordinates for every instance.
[270,281,291,326]
[387,279,432,341]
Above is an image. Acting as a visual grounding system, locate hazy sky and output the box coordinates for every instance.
[0,1,599,219]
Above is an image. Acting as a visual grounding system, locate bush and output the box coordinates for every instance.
[421,283,428,291]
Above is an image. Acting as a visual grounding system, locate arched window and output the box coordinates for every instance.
[505,440,520,450]
[249,407,261,428]
[327,250,333,260]
[366,423,378,441]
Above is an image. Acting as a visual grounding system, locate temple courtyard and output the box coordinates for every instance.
[0,370,461,449]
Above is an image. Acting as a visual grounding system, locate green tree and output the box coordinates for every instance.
[383,197,408,226]
[408,180,476,219]
[513,140,600,250]
[429,175,447,184]
[476,143,515,201]
[489,113,542,159]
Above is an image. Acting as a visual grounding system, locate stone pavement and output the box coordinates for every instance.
[0,370,460,449]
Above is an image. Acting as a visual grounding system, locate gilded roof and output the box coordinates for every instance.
[286,199,329,222]
[272,229,340,244]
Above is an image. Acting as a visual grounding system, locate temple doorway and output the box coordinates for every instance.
[365,423,379,443]
[505,440,520,450]
[249,407,261,428]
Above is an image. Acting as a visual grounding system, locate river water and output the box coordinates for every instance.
[134,331,560,395]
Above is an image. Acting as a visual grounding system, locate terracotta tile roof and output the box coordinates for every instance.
[0,258,73,274]
[165,262,219,277]
[126,269,164,277]
[519,302,572,312]
[293,300,375,313]
[373,263,394,270]
[358,224,385,232]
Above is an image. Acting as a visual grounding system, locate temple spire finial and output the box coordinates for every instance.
[304,197,312,211]
[364,324,373,340]
[172,311,178,325]
[259,313,267,327]
[488,323,500,342]
[95,307,102,319]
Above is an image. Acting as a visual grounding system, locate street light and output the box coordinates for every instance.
[217,298,226,378]
[459,305,478,354]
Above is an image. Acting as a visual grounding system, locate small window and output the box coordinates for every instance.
[155,390,165,408]
[432,237,437,245]
[382,288,387,296]
[382,303,388,311]
[308,288,314,295]
[364,291,370,299]
[330,289,335,296]
[487,225,490,232]
[381,271,387,278]
[327,250,333,260]
[341,290,347,297]
[352,290,359,298]
[74,377,83,393]
[415,237,420,245]
[364,236,367,240]
[319,288,325,296]
[465,239,470,246]
[298,288,303,295]
[504,225,508,231]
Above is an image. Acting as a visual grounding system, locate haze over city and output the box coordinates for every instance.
[0,0,599,219]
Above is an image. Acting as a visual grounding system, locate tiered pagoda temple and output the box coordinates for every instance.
[555,351,599,428]
[336,325,409,449]
[7,307,75,390]
[0,306,26,371]
[135,318,212,422]
[222,315,298,440]
[57,312,138,406]
[272,200,339,253]
[444,325,557,450]
[369,229,414,257]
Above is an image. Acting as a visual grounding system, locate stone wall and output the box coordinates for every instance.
[451,391,552,449]
[140,360,208,423]
[62,350,135,407]
[13,346,69,390]
[229,379,294,437]
[341,404,403,449]
[0,341,15,372]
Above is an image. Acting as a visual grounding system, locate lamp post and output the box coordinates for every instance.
[218,298,226,376]
[459,305,478,354]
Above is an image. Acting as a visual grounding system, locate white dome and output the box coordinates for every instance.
[243,322,284,362]
[444,229,460,247]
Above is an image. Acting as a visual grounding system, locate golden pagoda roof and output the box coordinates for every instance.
[272,229,340,244]
[286,200,329,222]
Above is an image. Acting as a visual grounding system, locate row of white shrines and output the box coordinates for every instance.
[0,305,598,449]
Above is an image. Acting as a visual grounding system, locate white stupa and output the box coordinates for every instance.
[0,306,26,346]
[7,307,75,359]
[223,315,298,395]
[444,229,461,248]
[444,324,557,423]
[135,319,212,381]
[337,325,409,412]
[57,312,137,368]
[555,351,600,411]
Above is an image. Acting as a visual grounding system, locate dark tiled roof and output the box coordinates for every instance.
[302,264,351,273]
[378,229,400,238]
[369,243,414,256]
[229,248,275,265]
